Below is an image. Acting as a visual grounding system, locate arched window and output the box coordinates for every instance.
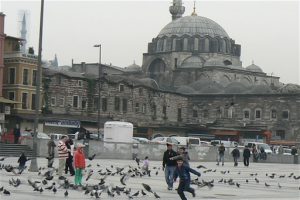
[271,109,277,119]
[172,38,177,51]
[183,38,188,51]
[204,38,209,52]
[163,39,167,52]
[243,109,251,120]
[194,38,199,51]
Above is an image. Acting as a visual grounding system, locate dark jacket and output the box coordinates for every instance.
[163,149,177,167]
[231,148,240,158]
[173,165,200,182]
[18,154,27,166]
[243,148,251,158]
[218,145,225,155]
[14,128,21,137]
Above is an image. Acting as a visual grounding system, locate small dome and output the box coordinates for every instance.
[224,82,247,94]
[176,86,195,94]
[246,63,263,73]
[125,61,141,72]
[181,56,203,68]
[277,84,300,94]
[204,57,225,67]
[158,16,229,38]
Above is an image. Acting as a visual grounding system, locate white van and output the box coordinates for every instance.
[171,137,201,146]
[244,142,272,154]
[210,140,238,147]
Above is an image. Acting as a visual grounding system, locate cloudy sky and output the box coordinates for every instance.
[1,0,299,84]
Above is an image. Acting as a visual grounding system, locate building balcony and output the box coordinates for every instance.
[4,52,38,60]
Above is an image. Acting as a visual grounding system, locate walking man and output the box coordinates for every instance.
[57,135,69,177]
[243,145,251,166]
[173,157,201,200]
[217,143,225,166]
[13,124,20,144]
[231,145,240,166]
[163,143,177,190]
[47,138,56,168]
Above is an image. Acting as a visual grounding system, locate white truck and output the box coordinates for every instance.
[104,121,133,143]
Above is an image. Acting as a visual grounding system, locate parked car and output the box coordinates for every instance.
[133,137,149,144]
[171,136,201,146]
[50,133,64,140]
[19,131,50,143]
[210,140,238,147]
[283,148,292,156]
[150,137,179,145]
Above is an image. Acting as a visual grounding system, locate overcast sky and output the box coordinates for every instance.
[1,0,299,84]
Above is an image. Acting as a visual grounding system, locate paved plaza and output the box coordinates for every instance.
[0,157,299,200]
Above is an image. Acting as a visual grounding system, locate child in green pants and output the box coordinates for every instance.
[74,143,86,185]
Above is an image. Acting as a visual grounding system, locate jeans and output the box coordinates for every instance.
[75,168,83,185]
[58,159,66,176]
[217,154,224,165]
[233,157,238,166]
[65,156,75,175]
[177,181,194,200]
[165,166,176,189]
[244,157,249,166]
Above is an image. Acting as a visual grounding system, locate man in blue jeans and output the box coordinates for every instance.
[163,143,177,190]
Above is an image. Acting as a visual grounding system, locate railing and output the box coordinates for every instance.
[4,52,38,59]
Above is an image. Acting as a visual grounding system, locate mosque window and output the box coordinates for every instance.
[135,103,140,113]
[193,109,198,118]
[139,88,143,96]
[177,108,182,122]
[114,97,120,111]
[102,98,107,112]
[122,99,128,113]
[142,104,146,114]
[271,109,277,119]
[163,105,167,118]
[255,109,262,119]
[282,110,289,120]
[8,68,16,84]
[51,96,56,106]
[243,109,250,120]
[174,58,178,68]
[72,95,79,108]
[119,84,124,92]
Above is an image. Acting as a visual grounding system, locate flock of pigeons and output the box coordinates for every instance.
[0,156,299,199]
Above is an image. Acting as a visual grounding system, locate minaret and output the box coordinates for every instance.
[169,0,185,21]
[20,13,27,52]
[53,54,58,67]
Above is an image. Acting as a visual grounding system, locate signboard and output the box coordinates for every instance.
[0,113,5,122]
[45,120,80,128]
[4,106,10,115]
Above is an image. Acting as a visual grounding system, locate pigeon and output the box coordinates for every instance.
[196,165,207,169]
[132,190,139,197]
[120,173,130,185]
[88,154,96,161]
[53,187,57,194]
[0,186,3,192]
[64,190,68,197]
[255,178,259,183]
[288,173,294,178]
[265,182,270,187]
[3,189,10,195]
[141,189,147,196]
[86,170,93,181]
[155,171,158,175]
[218,178,223,183]
[153,192,160,199]
[236,183,240,188]
[39,187,44,193]
[293,176,300,180]
[142,183,153,193]
[42,179,48,185]
[246,179,249,183]
[0,157,5,161]
[279,175,285,178]
[278,183,282,188]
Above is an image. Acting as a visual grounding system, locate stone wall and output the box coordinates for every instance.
[24,139,299,164]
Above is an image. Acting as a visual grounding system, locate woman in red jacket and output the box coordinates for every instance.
[74,143,86,186]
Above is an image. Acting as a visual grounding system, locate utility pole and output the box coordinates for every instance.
[93,44,101,139]
[29,0,44,172]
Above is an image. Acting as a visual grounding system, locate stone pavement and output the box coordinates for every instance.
[0,157,299,200]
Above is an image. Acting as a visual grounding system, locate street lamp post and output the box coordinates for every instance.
[93,44,101,139]
[29,0,44,172]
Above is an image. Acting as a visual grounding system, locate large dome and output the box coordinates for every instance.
[158,16,229,38]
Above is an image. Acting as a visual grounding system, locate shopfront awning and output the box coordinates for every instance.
[213,130,239,136]
[0,97,20,104]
